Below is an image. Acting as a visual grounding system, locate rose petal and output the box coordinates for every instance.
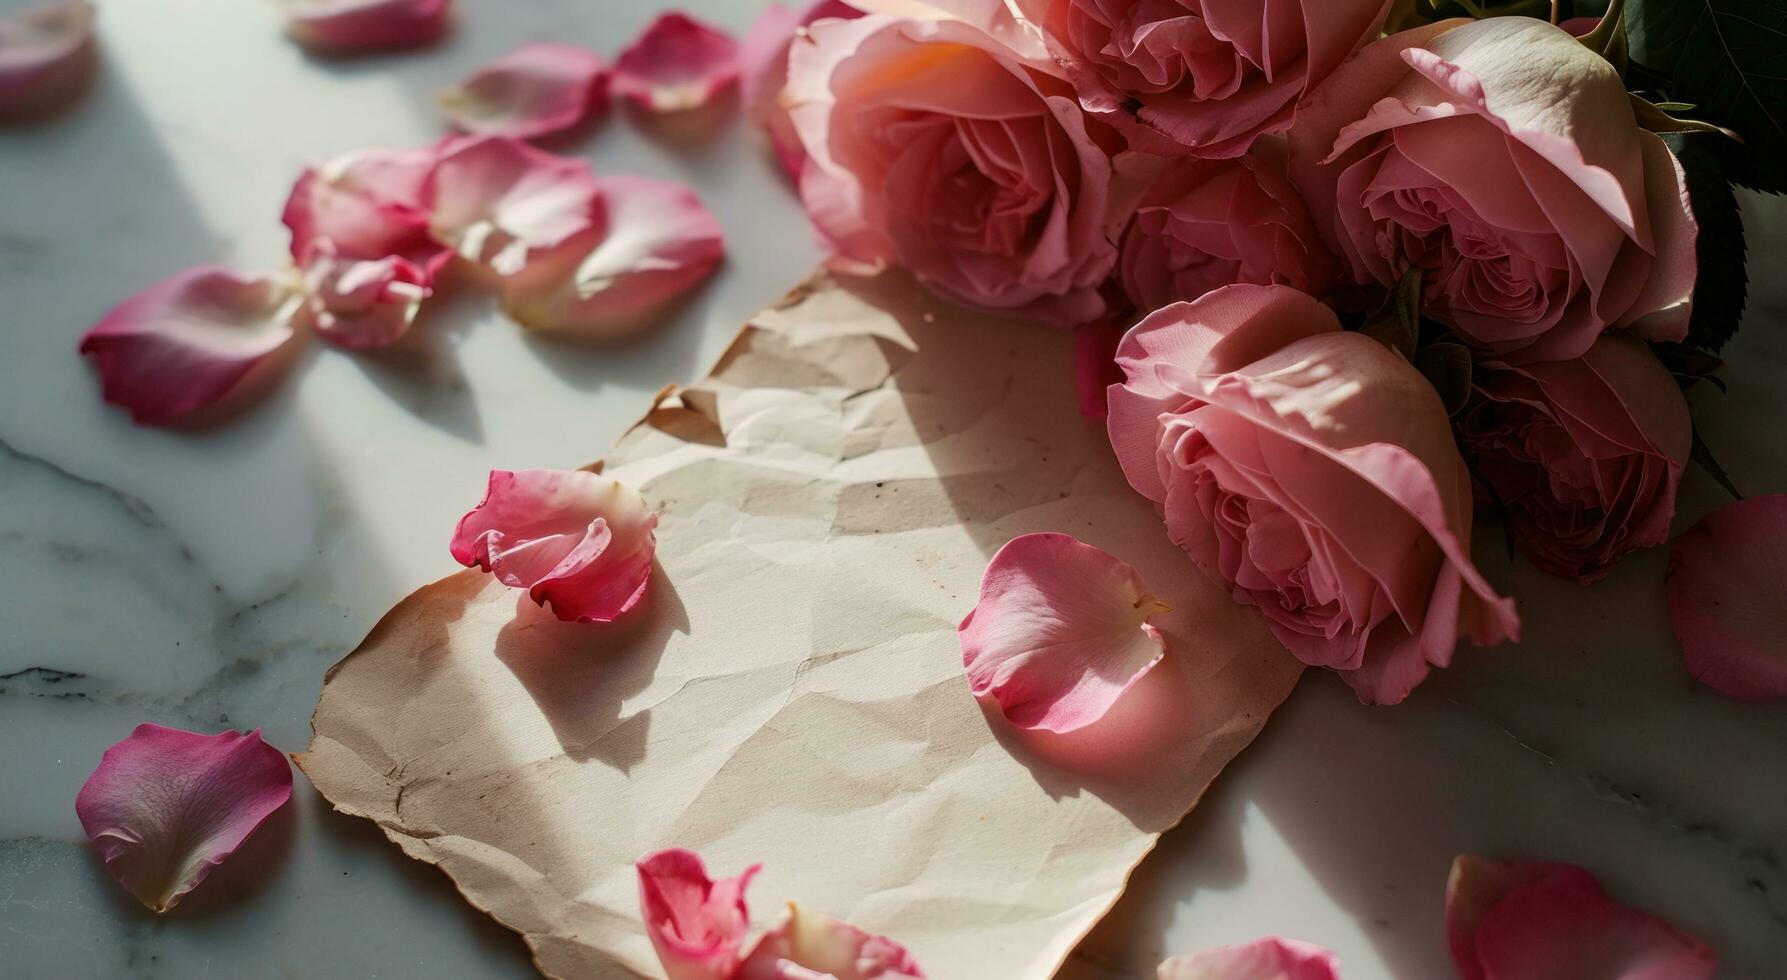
[959,532,1168,733]
[637,848,760,980]
[282,144,448,273]
[612,11,740,113]
[0,0,95,118]
[741,1,862,180]
[75,724,292,913]
[296,242,430,349]
[501,174,724,335]
[423,135,602,278]
[740,902,926,980]
[78,266,300,425]
[439,42,611,141]
[1666,495,1787,700]
[451,468,658,623]
[280,0,449,55]
[1157,936,1341,980]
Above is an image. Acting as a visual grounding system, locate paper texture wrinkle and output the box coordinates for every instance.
[298,270,1302,979]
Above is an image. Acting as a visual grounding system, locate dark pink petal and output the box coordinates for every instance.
[960,532,1168,734]
[1158,937,1341,980]
[0,0,95,118]
[1667,495,1787,700]
[739,902,925,979]
[636,848,760,980]
[282,145,447,273]
[78,266,300,425]
[296,242,430,349]
[440,42,610,141]
[423,135,602,278]
[501,175,724,335]
[280,0,449,55]
[75,724,292,913]
[612,11,739,113]
[450,468,658,623]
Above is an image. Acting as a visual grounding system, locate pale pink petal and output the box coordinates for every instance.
[1158,937,1341,980]
[78,266,300,425]
[422,135,602,278]
[440,42,610,141]
[960,532,1168,733]
[75,724,292,913]
[282,145,448,274]
[637,848,760,980]
[280,0,449,55]
[501,175,723,335]
[741,1,862,180]
[612,11,739,113]
[740,902,925,980]
[296,242,430,349]
[0,0,95,118]
[1667,495,1787,700]
[451,468,657,623]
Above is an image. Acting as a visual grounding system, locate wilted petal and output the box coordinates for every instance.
[1158,937,1341,980]
[297,242,429,349]
[0,0,95,118]
[280,0,449,55]
[75,724,292,913]
[960,532,1168,733]
[451,468,658,623]
[440,42,610,141]
[636,848,760,980]
[502,175,723,335]
[423,135,601,277]
[78,266,300,425]
[282,145,447,272]
[740,902,925,979]
[1667,495,1787,700]
[612,11,739,113]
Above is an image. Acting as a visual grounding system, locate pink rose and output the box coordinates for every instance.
[787,13,1117,324]
[1037,0,1389,158]
[1288,17,1697,363]
[1107,284,1518,704]
[1118,137,1337,314]
[1461,335,1690,583]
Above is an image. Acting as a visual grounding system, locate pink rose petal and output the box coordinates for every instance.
[78,266,301,425]
[282,145,448,274]
[280,0,449,55]
[1158,936,1341,980]
[422,135,602,278]
[1447,855,1716,980]
[450,468,658,623]
[960,532,1169,733]
[439,42,611,141]
[75,724,293,913]
[501,174,724,335]
[612,11,740,113]
[1666,495,1787,700]
[740,1,861,179]
[0,0,95,118]
[296,242,430,349]
[740,902,926,979]
[637,848,760,980]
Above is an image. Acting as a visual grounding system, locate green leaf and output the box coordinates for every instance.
[1660,131,1749,351]
[1359,267,1423,359]
[1414,342,1474,417]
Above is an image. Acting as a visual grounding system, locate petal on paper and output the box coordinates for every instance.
[78,266,300,425]
[0,0,95,118]
[423,135,601,277]
[501,175,723,336]
[451,468,658,623]
[282,144,446,271]
[612,11,739,113]
[740,902,926,980]
[280,0,449,55]
[75,724,293,913]
[297,242,430,349]
[1667,495,1787,700]
[959,532,1168,733]
[636,848,760,980]
[1158,937,1341,980]
[439,42,610,141]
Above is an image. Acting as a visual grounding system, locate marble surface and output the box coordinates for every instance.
[1,1,1782,977]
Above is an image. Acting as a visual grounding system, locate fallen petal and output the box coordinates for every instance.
[280,0,449,55]
[451,468,658,623]
[282,145,447,273]
[1158,937,1341,980]
[440,42,610,141]
[740,902,925,979]
[75,724,292,913]
[78,266,300,425]
[636,848,760,980]
[297,242,430,349]
[960,532,1168,733]
[423,135,601,278]
[0,0,95,118]
[612,11,739,113]
[1667,495,1787,700]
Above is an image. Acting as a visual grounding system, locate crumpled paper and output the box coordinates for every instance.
[296,271,1302,979]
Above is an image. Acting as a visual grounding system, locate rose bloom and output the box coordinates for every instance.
[787,11,1118,324]
[1037,0,1389,158]
[1288,17,1696,363]
[1118,137,1337,313]
[1461,335,1690,583]
[1108,284,1518,704]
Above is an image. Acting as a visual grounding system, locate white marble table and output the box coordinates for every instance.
[2,1,1782,976]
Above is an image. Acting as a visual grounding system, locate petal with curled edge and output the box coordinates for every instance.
[423,135,602,278]
[636,848,760,980]
[280,0,449,54]
[1158,936,1341,980]
[297,242,430,349]
[740,902,926,979]
[1667,495,1787,701]
[0,0,95,118]
[612,11,740,113]
[440,42,610,141]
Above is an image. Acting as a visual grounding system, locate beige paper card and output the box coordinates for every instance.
[296,272,1301,979]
